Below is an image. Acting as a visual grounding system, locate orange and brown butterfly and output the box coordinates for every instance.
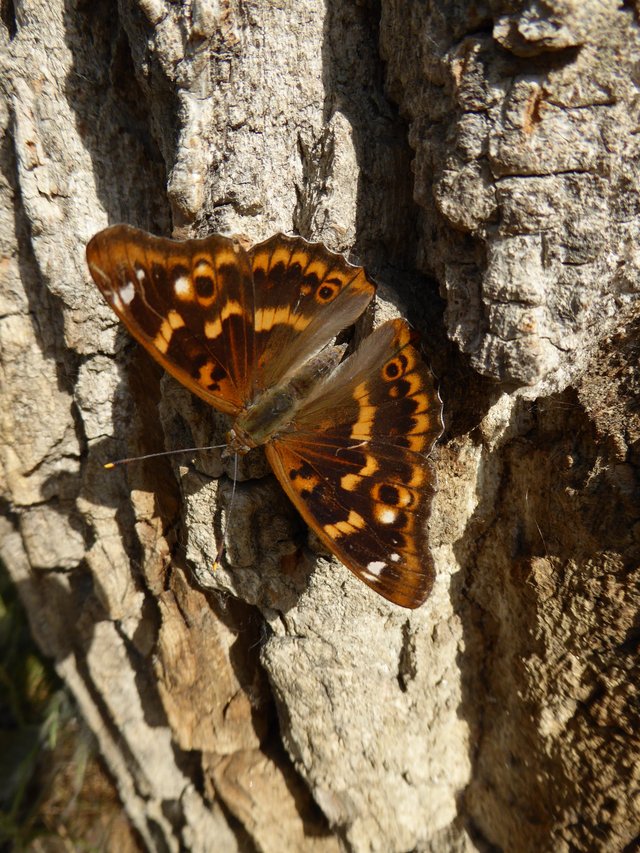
[86,225,443,608]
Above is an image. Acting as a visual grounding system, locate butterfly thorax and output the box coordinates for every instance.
[227,344,346,454]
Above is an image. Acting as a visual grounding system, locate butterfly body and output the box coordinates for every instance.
[228,344,347,453]
[87,225,443,608]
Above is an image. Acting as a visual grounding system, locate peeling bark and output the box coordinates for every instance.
[1,1,638,851]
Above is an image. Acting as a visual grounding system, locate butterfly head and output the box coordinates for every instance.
[224,426,256,457]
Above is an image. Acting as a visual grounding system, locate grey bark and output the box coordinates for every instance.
[1,1,639,851]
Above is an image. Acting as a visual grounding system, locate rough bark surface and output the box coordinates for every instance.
[1,1,638,852]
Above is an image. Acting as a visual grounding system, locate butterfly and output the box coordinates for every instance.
[86,226,443,608]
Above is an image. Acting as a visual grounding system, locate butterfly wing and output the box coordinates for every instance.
[87,225,256,415]
[265,319,443,608]
[248,235,375,396]
[87,228,375,413]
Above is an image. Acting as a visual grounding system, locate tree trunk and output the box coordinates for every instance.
[2,1,638,850]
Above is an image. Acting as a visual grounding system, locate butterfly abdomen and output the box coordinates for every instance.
[231,345,347,450]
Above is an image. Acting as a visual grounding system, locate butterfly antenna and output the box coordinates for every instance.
[213,452,239,571]
[103,444,228,469]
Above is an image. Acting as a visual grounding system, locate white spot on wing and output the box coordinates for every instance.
[136,268,145,281]
[380,508,397,524]
[367,561,386,576]
[390,553,400,562]
[120,281,135,305]
[174,275,190,296]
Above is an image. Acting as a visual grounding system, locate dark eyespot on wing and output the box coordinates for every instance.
[195,275,215,298]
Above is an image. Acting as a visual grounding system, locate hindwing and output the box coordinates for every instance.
[266,319,443,608]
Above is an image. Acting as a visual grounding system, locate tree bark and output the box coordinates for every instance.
[1,1,638,851]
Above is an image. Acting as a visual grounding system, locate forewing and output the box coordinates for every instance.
[265,319,443,608]
[87,225,256,414]
[248,234,375,394]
